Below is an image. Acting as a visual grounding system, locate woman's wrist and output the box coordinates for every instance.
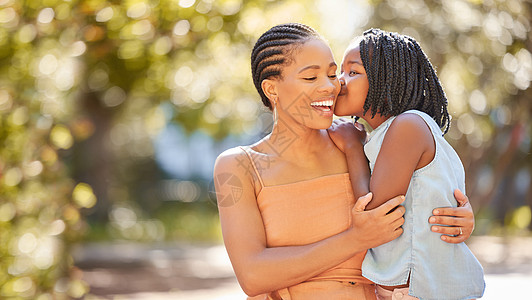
[343,225,370,253]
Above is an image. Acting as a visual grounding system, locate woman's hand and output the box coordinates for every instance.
[429,189,475,244]
[327,118,367,153]
[348,192,405,249]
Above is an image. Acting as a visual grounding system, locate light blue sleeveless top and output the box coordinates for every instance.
[362,110,485,300]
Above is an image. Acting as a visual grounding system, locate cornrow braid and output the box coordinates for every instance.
[359,28,451,134]
[250,23,322,109]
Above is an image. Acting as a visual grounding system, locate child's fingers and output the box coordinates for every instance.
[334,118,350,124]
[354,122,365,131]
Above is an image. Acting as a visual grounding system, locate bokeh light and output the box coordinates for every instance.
[0,0,530,298]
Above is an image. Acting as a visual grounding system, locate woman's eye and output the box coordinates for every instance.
[303,77,317,81]
[329,74,337,79]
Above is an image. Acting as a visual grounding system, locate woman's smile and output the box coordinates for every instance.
[310,97,335,116]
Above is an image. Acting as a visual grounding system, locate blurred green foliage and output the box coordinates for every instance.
[0,0,531,298]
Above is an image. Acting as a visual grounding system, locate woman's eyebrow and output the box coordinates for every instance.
[298,65,319,73]
[298,62,337,73]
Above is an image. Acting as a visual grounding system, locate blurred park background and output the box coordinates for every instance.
[0,0,531,299]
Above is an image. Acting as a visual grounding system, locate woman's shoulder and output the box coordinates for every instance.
[214,146,259,191]
[215,146,248,169]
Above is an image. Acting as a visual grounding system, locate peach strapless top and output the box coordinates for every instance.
[240,146,372,298]
[257,173,369,282]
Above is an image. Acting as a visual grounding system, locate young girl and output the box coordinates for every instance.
[329,29,485,300]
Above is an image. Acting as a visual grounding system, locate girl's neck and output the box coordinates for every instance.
[361,113,391,131]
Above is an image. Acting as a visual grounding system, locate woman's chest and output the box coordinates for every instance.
[257,174,354,247]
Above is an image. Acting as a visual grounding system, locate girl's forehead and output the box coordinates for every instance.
[343,44,361,61]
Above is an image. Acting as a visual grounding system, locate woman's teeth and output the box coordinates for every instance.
[310,99,333,112]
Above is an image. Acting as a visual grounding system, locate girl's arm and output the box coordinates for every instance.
[364,113,434,210]
[327,119,370,199]
[214,147,405,297]
[329,116,476,242]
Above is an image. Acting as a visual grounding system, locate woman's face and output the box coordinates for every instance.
[273,39,340,130]
[334,44,369,117]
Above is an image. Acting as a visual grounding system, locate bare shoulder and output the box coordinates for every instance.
[214,146,255,183]
[215,146,247,170]
[215,147,245,165]
[213,146,259,209]
[387,112,433,143]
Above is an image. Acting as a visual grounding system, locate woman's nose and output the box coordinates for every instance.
[321,77,337,93]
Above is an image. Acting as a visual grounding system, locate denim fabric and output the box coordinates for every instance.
[362,110,485,300]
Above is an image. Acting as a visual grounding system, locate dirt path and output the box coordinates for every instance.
[75,236,532,299]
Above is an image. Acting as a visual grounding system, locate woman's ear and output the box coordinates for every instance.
[261,79,278,107]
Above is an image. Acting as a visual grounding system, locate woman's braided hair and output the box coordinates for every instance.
[359,28,450,134]
[251,23,322,110]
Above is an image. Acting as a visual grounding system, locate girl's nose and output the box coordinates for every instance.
[338,75,346,86]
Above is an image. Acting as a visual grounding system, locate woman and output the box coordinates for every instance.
[213,23,474,300]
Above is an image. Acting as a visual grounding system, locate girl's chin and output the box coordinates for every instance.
[333,108,351,117]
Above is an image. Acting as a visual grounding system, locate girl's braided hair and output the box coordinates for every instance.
[359,28,450,134]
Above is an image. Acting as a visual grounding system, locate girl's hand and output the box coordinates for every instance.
[327,118,367,153]
[349,192,406,249]
[429,189,475,244]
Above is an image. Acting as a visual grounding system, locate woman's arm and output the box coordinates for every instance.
[214,147,405,296]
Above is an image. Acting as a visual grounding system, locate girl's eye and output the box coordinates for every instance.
[349,70,358,76]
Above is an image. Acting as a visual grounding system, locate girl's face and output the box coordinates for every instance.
[334,44,369,117]
[273,39,340,129]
